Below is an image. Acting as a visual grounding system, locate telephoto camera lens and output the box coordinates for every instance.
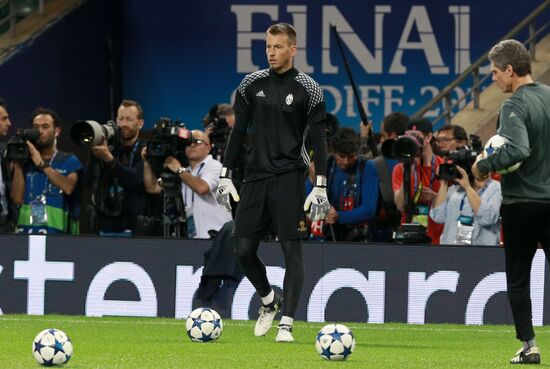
[393,135,420,159]
[70,120,117,146]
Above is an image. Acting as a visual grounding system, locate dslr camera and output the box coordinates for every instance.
[381,133,424,162]
[6,128,40,161]
[70,120,121,147]
[438,135,482,181]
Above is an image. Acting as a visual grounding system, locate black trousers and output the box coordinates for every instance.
[501,202,550,341]
[233,237,304,318]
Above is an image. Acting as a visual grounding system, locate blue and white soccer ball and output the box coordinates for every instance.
[32,328,73,366]
[186,307,223,342]
[315,323,356,361]
[483,134,522,174]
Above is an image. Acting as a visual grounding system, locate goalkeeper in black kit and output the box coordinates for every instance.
[216,22,330,343]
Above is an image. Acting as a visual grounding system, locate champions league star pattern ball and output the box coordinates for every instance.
[315,323,356,361]
[186,307,223,342]
[32,328,73,366]
[483,134,522,174]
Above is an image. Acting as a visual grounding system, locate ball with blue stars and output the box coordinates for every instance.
[186,307,223,342]
[315,323,355,361]
[482,134,522,174]
[32,328,73,366]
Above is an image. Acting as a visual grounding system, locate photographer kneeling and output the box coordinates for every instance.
[430,157,502,245]
[142,130,232,238]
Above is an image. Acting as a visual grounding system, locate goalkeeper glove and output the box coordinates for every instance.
[216,167,240,212]
[303,175,330,221]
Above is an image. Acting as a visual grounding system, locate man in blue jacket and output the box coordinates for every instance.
[308,127,378,241]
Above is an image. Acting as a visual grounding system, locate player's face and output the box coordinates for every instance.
[32,114,58,149]
[116,105,143,142]
[491,61,513,93]
[266,33,296,74]
[0,106,10,137]
[334,152,358,171]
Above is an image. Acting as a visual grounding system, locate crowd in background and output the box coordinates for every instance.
[0,97,503,246]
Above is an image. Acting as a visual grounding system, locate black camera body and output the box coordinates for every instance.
[6,128,40,162]
[208,117,230,146]
[70,120,121,147]
[206,116,231,163]
[145,118,192,179]
[438,148,478,181]
[381,134,423,162]
[146,118,192,160]
[438,134,482,182]
[393,223,430,243]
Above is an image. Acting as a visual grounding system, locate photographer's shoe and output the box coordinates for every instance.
[275,324,294,342]
[254,294,282,336]
[510,346,541,364]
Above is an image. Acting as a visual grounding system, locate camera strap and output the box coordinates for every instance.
[28,152,60,226]
[412,156,436,204]
[28,152,58,200]
[183,162,206,238]
[184,162,206,209]
[327,156,365,211]
[456,180,492,244]
[458,178,492,216]
[117,140,140,167]
[410,156,436,228]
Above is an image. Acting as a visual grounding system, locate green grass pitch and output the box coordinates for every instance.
[1,314,549,368]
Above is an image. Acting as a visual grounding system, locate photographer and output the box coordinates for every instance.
[391,117,444,244]
[370,112,409,242]
[306,127,378,241]
[10,108,82,234]
[143,130,231,238]
[430,157,502,245]
[435,124,468,154]
[204,103,235,163]
[204,103,249,202]
[86,99,153,236]
[0,98,16,232]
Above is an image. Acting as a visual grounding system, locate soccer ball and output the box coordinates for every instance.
[186,307,223,342]
[32,328,73,366]
[483,134,522,174]
[315,323,356,361]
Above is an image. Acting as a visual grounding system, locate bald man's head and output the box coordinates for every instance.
[185,129,212,164]
[191,130,210,145]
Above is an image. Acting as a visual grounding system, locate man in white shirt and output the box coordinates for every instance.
[143,130,231,238]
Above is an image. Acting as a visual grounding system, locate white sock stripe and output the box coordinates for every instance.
[260,289,275,305]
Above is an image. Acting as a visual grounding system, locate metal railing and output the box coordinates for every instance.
[412,0,550,125]
[0,0,44,37]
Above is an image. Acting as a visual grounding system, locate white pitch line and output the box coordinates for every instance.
[0,315,529,334]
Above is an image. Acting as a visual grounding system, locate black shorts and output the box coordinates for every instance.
[233,170,308,241]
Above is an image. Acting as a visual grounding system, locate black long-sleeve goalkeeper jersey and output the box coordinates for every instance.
[224,67,327,182]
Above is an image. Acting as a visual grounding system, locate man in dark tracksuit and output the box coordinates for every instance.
[216,23,330,343]
[0,98,16,233]
[475,39,550,365]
